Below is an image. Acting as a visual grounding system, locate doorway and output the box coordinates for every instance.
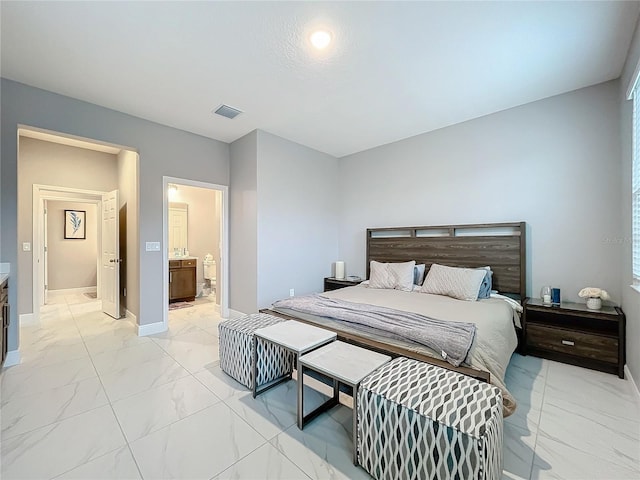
[162,176,229,329]
[45,201,99,303]
[19,126,139,326]
[32,187,102,313]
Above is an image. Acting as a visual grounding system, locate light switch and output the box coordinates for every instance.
[22,242,31,252]
[145,242,161,252]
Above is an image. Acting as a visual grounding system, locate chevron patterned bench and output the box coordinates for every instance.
[218,313,294,390]
[357,357,503,480]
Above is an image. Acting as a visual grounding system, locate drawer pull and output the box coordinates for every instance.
[561,340,575,346]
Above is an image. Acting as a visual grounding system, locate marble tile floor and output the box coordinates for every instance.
[1,296,639,479]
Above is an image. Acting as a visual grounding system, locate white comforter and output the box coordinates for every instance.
[322,285,518,415]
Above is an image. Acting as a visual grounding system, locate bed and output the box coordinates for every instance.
[265,222,526,416]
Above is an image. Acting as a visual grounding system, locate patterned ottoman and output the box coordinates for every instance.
[357,357,503,480]
[218,313,294,390]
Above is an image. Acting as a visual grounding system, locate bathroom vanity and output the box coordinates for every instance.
[169,258,196,302]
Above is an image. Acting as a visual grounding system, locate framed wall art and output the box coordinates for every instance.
[64,210,86,239]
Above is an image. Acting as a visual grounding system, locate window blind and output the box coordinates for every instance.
[633,89,640,281]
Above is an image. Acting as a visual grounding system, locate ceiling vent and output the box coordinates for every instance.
[213,104,243,119]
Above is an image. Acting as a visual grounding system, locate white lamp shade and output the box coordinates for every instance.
[335,261,345,279]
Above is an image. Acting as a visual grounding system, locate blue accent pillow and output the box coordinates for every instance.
[477,269,493,299]
[414,264,426,285]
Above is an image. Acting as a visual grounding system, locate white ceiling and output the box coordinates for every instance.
[2,1,639,158]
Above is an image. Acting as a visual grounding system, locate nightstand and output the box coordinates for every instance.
[523,298,625,378]
[324,277,363,292]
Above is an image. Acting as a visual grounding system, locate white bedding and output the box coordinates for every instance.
[321,285,518,415]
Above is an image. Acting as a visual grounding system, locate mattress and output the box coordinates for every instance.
[273,284,518,416]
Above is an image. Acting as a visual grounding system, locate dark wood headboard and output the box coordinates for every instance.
[366,222,526,300]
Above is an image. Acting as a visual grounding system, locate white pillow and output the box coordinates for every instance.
[369,260,416,292]
[421,263,486,301]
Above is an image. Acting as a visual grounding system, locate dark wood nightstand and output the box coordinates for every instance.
[523,298,625,378]
[324,277,363,292]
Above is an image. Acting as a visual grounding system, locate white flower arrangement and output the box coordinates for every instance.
[578,287,610,300]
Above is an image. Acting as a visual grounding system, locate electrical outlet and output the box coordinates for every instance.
[289,288,295,297]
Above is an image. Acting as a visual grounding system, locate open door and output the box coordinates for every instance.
[37,198,48,307]
[101,190,120,318]
[43,200,48,305]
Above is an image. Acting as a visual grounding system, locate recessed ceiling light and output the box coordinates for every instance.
[310,30,332,50]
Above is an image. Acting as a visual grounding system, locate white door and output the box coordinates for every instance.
[37,198,48,307]
[101,190,120,318]
[43,201,48,305]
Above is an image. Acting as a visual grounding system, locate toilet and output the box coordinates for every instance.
[203,254,216,296]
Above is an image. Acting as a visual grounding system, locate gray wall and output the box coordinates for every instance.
[47,201,98,290]
[620,17,640,388]
[229,131,258,313]
[18,137,118,312]
[256,130,339,308]
[117,150,139,318]
[2,79,229,352]
[338,81,623,305]
[229,130,340,313]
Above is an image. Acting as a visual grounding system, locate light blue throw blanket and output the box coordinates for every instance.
[272,294,476,366]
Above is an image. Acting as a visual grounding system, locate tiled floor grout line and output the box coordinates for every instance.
[5,302,115,479]
[11,301,358,480]
[534,379,640,476]
[68,301,147,480]
[266,433,316,480]
[49,447,126,480]
[0,386,104,442]
[109,348,252,479]
[208,436,314,480]
[527,360,547,480]
[1,305,100,442]
[16,298,621,479]
[5,299,232,479]
[164,312,316,480]
[223,370,356,480]
[128,312,277,480]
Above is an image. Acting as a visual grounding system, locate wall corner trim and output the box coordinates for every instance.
[3,350,21,368]
[137,321,166,337]
[625,365,640,400]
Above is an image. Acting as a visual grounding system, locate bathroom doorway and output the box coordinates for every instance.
[162,177,228,330]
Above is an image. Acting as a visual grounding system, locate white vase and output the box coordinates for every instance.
[586,297,602,310]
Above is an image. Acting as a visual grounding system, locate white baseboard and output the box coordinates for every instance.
[3,350,21,367]
[124,310,137,330]
[48,286,97,297]
[625,365,640,400]
[138,321,166,337]
[227,308,246,319]
[19,313,35,326]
